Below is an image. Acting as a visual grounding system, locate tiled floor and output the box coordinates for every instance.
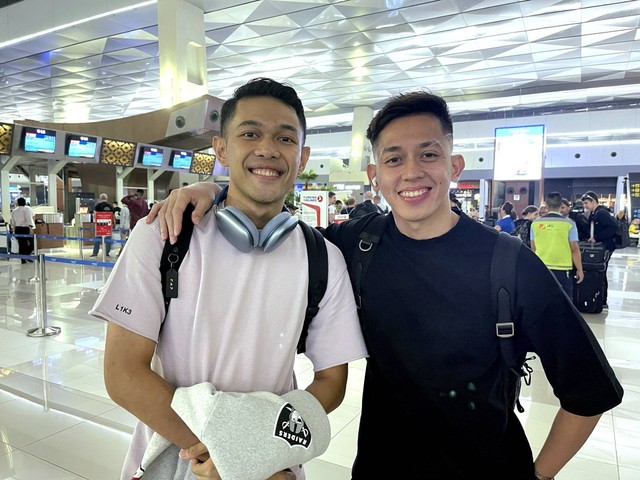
[0,245,639,479]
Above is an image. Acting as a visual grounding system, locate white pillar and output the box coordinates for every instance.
[349,106,374,172]
[158,0,208,108]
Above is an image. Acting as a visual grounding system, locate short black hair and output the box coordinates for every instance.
[16,197,26,206]
[546,192,563,209]
[581,191,598,203]
[220,77,307,143]
[366,91,453,152]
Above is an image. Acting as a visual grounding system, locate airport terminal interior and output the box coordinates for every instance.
[1,1,640,479]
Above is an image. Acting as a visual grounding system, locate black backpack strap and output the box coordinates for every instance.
[160,204,196,316]
[351,213,389,310]
[491,231,534,412]
[297,221,328,354]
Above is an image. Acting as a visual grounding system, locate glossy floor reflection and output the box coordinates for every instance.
[0,246,639,479]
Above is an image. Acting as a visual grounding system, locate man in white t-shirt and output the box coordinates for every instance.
[10,197,35,263]
[90,78,366,480]
[327,191,337,224]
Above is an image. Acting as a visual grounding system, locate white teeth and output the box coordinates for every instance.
[252,169,280,177]
[400,189,427,198]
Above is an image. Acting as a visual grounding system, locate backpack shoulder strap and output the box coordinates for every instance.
[160,204,196,315]
[297,220,328,354]
[351,213,389,310]
[491,231,521,367]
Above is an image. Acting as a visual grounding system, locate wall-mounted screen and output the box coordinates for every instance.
[66,134,98,158]
[493,125,545,181]
[138,145,164,167]
[0,123,14,155]
[99,139,136,167]
[21,126,57,154]
[170,150,193,170]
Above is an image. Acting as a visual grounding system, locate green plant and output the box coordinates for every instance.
[298,169,318,189]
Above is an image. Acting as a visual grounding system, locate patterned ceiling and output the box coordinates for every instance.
[0,0,639,130]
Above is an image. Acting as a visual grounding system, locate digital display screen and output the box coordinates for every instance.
[493,125,545,181]
[170,150,193,170]
[139,146,164,167]
[66,134,97,158]
[22,127,56,154]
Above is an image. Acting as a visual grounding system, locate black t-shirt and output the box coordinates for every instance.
[324,213,623,479]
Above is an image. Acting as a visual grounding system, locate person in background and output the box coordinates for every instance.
[615,210,630,249]
[568,199,590,241]
[10,197,35,264]
[350,190,380,218]
[467,206,480,220]
[512,204,538,248]
[530,192,583,299]
[629,217,640,246]
[286,203,302,220]
[117,203,131,256]
[494,201,516,233]
[121,189,149,231]
[90,193,115,258]
[560,198,571,217]
[327,191,337,224]
[373,194,388,214]
[91,77,366,480]
[335,199,344,214]
[539,204,549,216]
[150,89,623,480]
[449,191,462,214]
[340,197,356,215]
[581,191,618,309]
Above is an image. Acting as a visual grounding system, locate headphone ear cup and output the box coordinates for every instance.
[260,213,299,253]
[215,206,260,253]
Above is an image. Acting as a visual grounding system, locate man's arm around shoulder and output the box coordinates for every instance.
[104,322,200,449]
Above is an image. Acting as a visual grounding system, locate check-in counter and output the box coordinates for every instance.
[34,214,65,249]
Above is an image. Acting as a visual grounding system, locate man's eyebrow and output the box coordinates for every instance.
[236,119,299,134]
[380,139,445,154]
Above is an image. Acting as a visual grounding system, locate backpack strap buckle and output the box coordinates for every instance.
[496,322,514,338]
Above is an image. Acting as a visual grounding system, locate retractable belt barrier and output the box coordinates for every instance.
[1,230,127,338]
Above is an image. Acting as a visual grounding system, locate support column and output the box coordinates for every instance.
[1,155,20,220]
[349,106,374,173]
[158,0,208,108]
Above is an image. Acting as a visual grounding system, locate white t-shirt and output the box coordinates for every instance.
[89,210,367,480]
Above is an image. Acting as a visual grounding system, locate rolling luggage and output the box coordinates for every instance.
[574,239,607,313]
[573,270,605,313]
[579,241,608,267]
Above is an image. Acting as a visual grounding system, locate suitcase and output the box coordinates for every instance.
[579,241,608,268]
[573,270,605,313]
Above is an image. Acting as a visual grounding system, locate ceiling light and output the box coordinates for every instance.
[0,1,157,49]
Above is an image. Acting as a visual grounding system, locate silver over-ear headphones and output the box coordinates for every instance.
[214,186,299,253]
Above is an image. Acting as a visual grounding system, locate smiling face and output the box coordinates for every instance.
[367,114,465,239]
[214,96,310,227]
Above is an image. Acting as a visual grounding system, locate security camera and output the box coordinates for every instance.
[175,115,186,129]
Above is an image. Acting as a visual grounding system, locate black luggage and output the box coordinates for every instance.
[579,241,608,267]
[573,270,605,313]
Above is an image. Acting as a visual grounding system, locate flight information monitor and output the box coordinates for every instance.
[21,127,56,154]
[493,125,545,181]
[169,149,193,170]
[66,134,98,158]
[138,145,164,167]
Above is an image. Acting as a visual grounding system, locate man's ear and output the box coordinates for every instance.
[213,136,229,167]
[451,154,465,182]
[367,164,378,192]
[298,146,311,175]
